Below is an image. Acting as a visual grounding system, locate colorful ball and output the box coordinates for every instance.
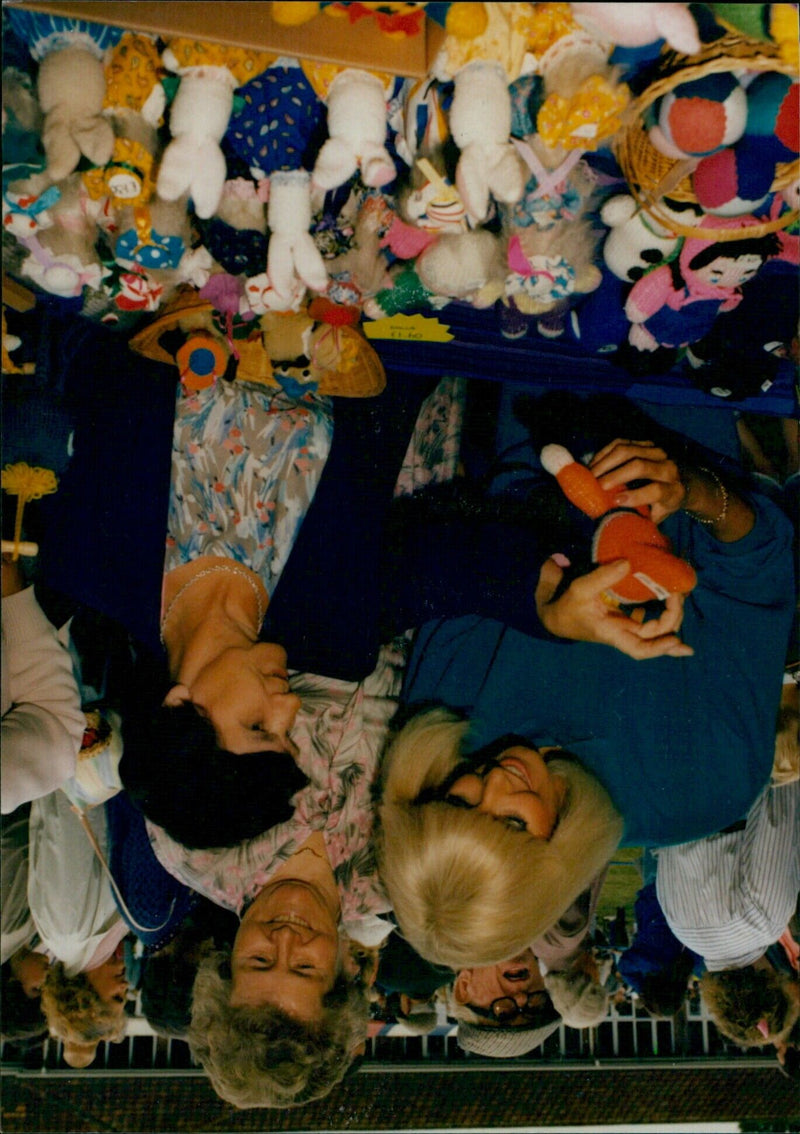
[744,71,799,162]
[655,73,747,158]
[693,136,774,215]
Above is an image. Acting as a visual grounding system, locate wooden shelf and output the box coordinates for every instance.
[11,0,446,76]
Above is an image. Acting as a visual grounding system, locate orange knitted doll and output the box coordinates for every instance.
[540,443,697,605]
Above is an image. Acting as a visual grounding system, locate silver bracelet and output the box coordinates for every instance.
[686,466,729,527]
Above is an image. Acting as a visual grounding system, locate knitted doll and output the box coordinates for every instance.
[624,214,783,353]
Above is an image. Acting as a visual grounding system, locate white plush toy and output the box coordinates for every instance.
[449,60,525,225]
[311,68,396,193]
[267,170,329,306]
[600,194,700,282]
[157,40,273,219]
[37,47,116,183]
[570,3,701,56]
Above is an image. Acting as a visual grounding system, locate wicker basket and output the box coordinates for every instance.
[613,28,799,240]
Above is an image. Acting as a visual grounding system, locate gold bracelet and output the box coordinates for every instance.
[686,466,729,527]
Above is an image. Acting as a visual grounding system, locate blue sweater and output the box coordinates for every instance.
[402,496,796,848]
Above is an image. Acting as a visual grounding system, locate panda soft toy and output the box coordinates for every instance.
[600,194,700,283]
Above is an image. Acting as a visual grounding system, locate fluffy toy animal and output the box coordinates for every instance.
[570,3,701,56]
[416,228,506,307]
[448,60,525,225]
[600,194,700,282]
[157,40,273,219]
[541,442,697,605]
[267,169,329,307]
[311,68,397,192]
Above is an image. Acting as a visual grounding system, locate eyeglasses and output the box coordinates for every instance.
[468,990,550,1024]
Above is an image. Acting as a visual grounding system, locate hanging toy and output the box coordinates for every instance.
[540,444,697,605]
[157,39,274,219]
[1,461,58,560]
[449,60,525,225]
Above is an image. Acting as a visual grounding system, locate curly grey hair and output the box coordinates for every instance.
[187,948,371,1109]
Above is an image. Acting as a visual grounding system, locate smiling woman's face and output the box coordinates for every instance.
[230,879,342,1024]
[446,746,566,839]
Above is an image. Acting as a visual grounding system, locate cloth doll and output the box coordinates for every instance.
[82,32,166,213]
[624,214,783,353]
[156,40,274,219]
[540,443,697,605]
[4,9,123,182]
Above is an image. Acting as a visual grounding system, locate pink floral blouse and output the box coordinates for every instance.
[146,637,410,944]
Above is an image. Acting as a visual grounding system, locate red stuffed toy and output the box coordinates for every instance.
[541,443,697,605]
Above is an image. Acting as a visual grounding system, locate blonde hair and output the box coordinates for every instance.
[378,708,623,970]
[187,948,371,1109]
[40,963,128,1052]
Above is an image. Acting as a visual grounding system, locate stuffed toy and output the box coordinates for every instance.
[448,60,526,225]
[225,58,326,184]
[82,32,166,214]
[624,213,783,353]
[432,2,536,85]
[200,176,270,279]
[310,67,398,193]
[569,3,701,57]
[14,172,110,299]
[540,442,697,605]
[415,228,506,307]
[261,303,386,397]
[156,40,274,219]
[600,194,702,282]
[4,9,122,182]
[272,2,488,40]
[324,194,394,309]
[534,31,629,161]
[267,170,329,307]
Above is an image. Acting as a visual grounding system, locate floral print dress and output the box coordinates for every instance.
[163,381,333,600]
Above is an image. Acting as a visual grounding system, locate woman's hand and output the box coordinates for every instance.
[535,557,694,661]
[589,439,686,524]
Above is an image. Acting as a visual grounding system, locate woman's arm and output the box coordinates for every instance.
[589,439,755,542]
